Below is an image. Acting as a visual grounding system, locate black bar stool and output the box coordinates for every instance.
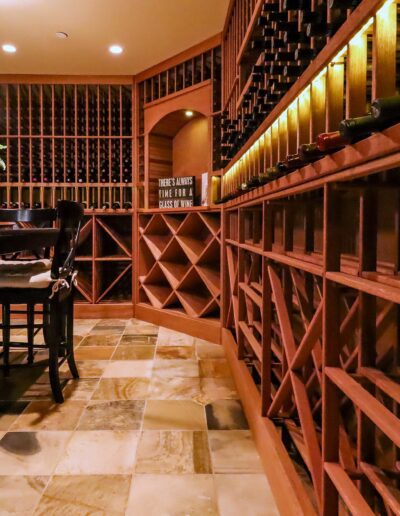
[0,201,84,403]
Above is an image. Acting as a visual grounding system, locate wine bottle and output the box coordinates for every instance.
[339,114,388,140]
[89,202,98,210]
[123,201,132,209]
[33,202,41,209]
[298,143,324,162]
[316,131,351,152]
[101,201,110,209]
[285,153,306,170]
[371,95,400,122]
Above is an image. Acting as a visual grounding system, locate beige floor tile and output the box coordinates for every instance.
[0,431,72,475]
[157,327,195,346]
[199,378,239,403]
[10,400,86,431]
[98,319,128,327]
[125,319,159,335]
[92,378,150,400]
[112,345,155,360]
[195,339,226,359]
[55,430,139,475]
[215,474,280,516]
[34,474,131,516]
[153,359,199,378]
[74,346,115,360]
[62,378,99,401]
[119,335,157,346]
[79,334,121,347]
[77,400,145,430]
[89,326,125,336]
[199,359,232,378]
[143,400,206,430]
[0,476,48,514]
[126,474,218,516]
[135,430,211,474]
[156,345,195,359]
[149,376,201,400]
[103,360,153,378]
[60,360,107,379]
[209,430,263,473]
[0,401,29,431]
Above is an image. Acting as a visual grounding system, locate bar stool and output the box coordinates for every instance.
[0,201,84,403]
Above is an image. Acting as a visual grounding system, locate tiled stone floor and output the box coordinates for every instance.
[0,318,280,515]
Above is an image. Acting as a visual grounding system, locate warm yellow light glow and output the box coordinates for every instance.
[350,17,373,47]
[377,0,394,18]
[332,46,347,63]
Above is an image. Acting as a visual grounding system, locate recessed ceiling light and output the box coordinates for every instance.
[56,32,68,39]
[109,45,123,55]
[185,110,194,117]
[2,44,16,54]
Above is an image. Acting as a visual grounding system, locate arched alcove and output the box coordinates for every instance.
[147,109,210,207]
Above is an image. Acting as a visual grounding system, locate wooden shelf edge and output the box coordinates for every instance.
[221,329,317,516]
[135,302,221,343]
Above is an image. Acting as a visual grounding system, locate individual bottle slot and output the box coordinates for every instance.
[100,187,110,209]
[89,187,98,210]
[42,85,53,136]
[54,85,64,136]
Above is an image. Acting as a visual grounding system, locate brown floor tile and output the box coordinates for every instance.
[0,476,48,514]
[34,474,131,516]
[77,400,145,430]
[126,474,218,516]
[156,345,195,359]
[11,400,86,431]
[205,399,249,430]
[55,430,139,474]
[92,378,150,400]
[135,430,211,474]
[199,359,232,378]
[112,345,155,360]
[79,334,121,347]
[120,335,157,346]
[74,346,115,360]
[143,400,206,430]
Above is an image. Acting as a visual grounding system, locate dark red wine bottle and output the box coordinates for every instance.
[316,131,351,152]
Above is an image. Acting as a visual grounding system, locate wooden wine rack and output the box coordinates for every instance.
[221,0,363,164]
[137,208,221,338]
[220,1,400,515]
[76,213,133,305]
[135,37,222,208]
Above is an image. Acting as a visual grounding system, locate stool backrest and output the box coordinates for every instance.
[52,201,84,277]
[0,208,56,225]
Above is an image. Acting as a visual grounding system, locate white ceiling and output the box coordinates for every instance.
[0,0,229,75]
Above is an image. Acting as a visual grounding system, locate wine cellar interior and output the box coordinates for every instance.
[2,0,400,514]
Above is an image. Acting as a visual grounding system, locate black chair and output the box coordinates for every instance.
[0,201,84,403]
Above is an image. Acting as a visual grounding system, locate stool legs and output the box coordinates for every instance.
[46,300,64,404]
[2,303,10,376]
[65,293,79,379]
[27,304,35,365]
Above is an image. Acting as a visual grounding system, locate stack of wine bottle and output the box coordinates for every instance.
[221,0,362,165]
[0,82,134,210]
[218,94,400,203]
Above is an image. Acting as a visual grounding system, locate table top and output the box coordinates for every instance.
[0,227,60,254]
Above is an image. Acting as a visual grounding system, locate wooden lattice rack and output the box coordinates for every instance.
[220,0,400,514]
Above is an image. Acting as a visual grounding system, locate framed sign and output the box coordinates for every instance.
[158,176,195,208]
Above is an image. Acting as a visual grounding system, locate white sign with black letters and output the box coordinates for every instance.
[158,176,195,208]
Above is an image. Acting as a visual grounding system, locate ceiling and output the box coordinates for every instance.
[0,0,229,76]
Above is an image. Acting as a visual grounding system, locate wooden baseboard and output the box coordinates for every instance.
[135,303,221,343]
[222,329,317,516]
[75,303,134,318]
